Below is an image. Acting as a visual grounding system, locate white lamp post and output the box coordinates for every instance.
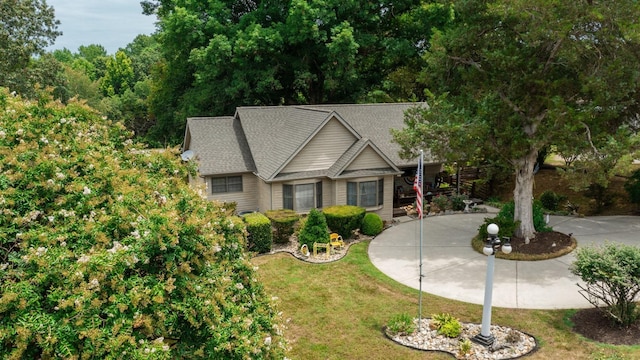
[472,223,512,347]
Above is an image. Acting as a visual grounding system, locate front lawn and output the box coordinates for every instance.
[252,242,639,360]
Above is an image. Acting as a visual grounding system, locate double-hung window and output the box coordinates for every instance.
[347,179,384,207]
[283,181,323,211]
[211,175,243,194]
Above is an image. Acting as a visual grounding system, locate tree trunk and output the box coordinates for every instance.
[512,148,538,240]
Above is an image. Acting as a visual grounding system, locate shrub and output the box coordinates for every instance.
[387,313,416,336]
[479,200,551,238]
[297,208,330,250]
[539,190,567,212]
[431,194,452,212]
[449,193,469,212]
[0,90,285,359]
[323,205,365,239]
[624,169,640,207]
[361,213,383,236]
[430,313,461,338]
[571,243,640,326]
[244,212,273,254]
[265,209,299,244]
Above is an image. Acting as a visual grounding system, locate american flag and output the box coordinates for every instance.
[413,153,423,219]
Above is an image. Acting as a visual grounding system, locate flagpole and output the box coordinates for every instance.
[417,150,424,329]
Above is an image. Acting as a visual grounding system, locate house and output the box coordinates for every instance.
[181,103,442,221]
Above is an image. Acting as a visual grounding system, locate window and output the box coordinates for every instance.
[283,181,323,211]
[347,179,384,207]
[211,175,243,194]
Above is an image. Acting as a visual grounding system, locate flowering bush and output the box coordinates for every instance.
[0,89,286,359]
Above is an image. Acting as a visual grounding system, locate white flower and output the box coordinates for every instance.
[60,118,67,124]
[77,255,90,263]
[47,216,54,223]
[35,247,47,256]
[56,172,65,180]
[87,278,100,290]
[264,336,272,346]
[40,136,48,144]
[235,283,244,290]
[0,130,5,138]
[131,230,141,239]
[0,263,7,271]
[16,128,23,136]
[47,179,55,186]
[83,186,91,195]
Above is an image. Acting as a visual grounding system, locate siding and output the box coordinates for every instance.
[257,178,271,213]
[282,118,357,173]
[205,173,258,213]
[345,147,388,171]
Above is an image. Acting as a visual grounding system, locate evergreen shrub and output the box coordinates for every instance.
[479,200,552,238]
[265,209,299,244]
[244,212,273,253]
[539,190,566,211]
[0,90,285,359]
[361,213,383,236]
[449,193,469,212]
[323,205,365,239]
[297,209,329,250]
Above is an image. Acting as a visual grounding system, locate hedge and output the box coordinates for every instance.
[323,205,366,239]
[265,209,299,244]
[244,212,273,254]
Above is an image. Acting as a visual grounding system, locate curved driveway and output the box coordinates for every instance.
[368,212,640,309]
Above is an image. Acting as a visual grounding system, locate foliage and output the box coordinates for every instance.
[624,169,640,207]
[0,89,286,359]
[100,50,135,96]
[480,201,551,238]
[244,212,273,254]
[297,209,330,251]
[449,192,469,212]
[143,0,454,145]
[265,209,300,244]
[386,313,415,336]
[430,313,461,338]
[458,338,473,356]
[0,0,61,91]
[430,194,452,212]
[361,213,383,236]
[392,0,640,240]
[322,205,365,239]
[539,190,567,212]
[571,243,640,327]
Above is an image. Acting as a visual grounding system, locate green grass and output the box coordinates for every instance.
[252,241,640,360]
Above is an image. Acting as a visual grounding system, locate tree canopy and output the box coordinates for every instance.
[142,0,452,145]
[393,0,640,238]
[0,0,61,95]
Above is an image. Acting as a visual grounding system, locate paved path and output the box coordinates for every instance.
[368,211,640,309]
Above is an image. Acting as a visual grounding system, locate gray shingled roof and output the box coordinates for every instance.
[184,102,432,179]
[184,117,255,176]
[301,103,430,167]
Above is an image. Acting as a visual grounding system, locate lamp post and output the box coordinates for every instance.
[472,223,512,347]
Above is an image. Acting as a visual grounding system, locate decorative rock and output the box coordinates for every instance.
[385,319,537,360]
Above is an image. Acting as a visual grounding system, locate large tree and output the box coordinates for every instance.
[393,0,640,239]
[141,0,452,144]
[0,0,61,92]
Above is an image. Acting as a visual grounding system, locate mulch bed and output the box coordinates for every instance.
[508,231,574,255]
[572,307,640,345]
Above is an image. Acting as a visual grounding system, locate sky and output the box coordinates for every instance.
[46,0,158,54]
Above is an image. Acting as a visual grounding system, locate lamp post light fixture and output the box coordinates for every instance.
[472,223,512,347]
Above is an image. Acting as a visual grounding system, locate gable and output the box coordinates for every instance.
[281,117,358,173]
[345,146,389,171]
